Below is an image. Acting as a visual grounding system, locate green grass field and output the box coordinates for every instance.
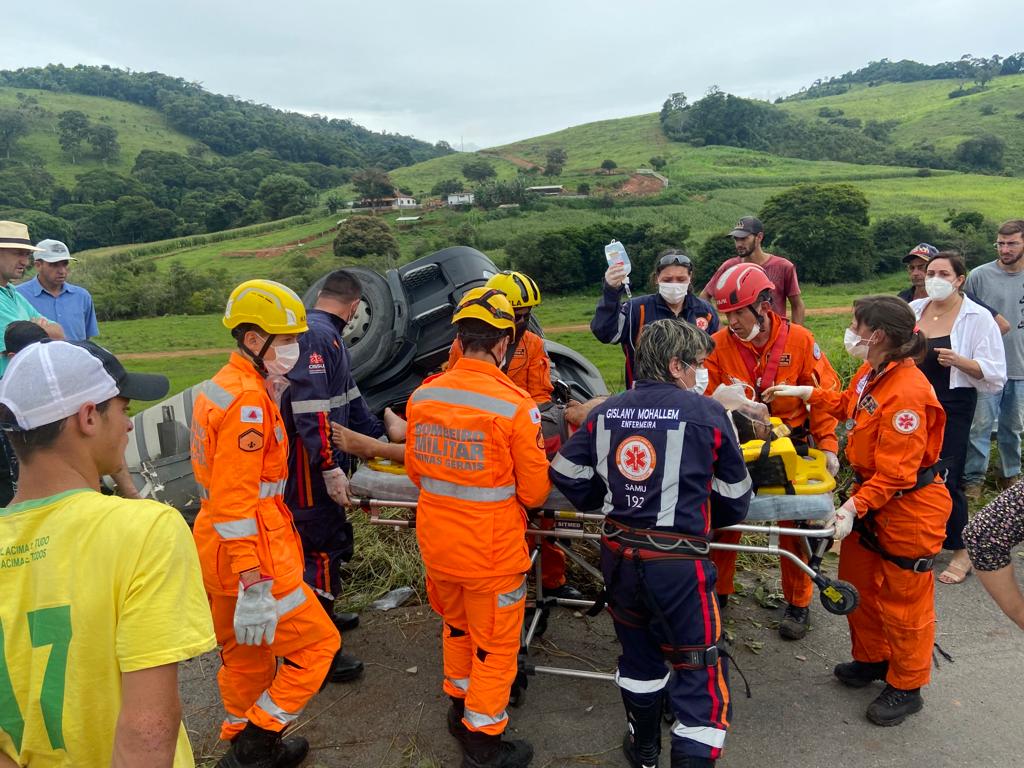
[0,86,201,186]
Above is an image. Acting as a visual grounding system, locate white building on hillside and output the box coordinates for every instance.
[447,192,475,206]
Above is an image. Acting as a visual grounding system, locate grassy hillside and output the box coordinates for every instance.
[0,86,200,185]
[779,74,1024,172]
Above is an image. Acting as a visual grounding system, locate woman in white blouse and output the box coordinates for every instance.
[910,252,1006,584]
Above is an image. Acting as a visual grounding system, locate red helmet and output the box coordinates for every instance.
[713,264,775,312]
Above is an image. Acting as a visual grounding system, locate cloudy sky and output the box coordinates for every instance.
[2,1,1016,148]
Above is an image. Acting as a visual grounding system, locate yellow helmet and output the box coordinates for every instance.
[223,279,309,335]
[486,270,541,308]
[452,287,515,331]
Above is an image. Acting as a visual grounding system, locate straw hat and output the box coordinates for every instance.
[0,221,42,252]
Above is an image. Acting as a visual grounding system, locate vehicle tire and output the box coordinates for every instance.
[303,267,397,380]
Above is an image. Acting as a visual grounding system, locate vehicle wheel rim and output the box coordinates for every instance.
[342,300,372,346]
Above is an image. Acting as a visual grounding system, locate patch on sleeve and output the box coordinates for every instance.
[240,406,263,424]
[239,428,264,452]
[892,410,921,434]
[616,436,656,482]
[812,343,821,360]
[536,428,545,450]
[529,406,541,424]
[695,316,709,330]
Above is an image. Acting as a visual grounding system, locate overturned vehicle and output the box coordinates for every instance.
[121,247,609,514]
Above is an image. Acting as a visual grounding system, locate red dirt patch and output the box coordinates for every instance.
[618,173,665,197]
[220,228,337,260]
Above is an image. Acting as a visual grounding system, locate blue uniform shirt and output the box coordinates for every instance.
[550,381,751,536]
[280,309,385,518]
[16,277,98,342]
[591,286,720,388]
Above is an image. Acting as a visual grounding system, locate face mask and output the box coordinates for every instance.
[925,277,957,301]
[731,322,759,342]
[691,366,709,395]
[265,341,300,375]
[658,282,689,304]
[844,328,873,360]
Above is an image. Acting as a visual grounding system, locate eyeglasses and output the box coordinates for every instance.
[659,252,692,268]
[995,241,1023,249]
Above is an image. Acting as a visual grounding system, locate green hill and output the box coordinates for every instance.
[0,86,201,186]
[778,74,1024,173]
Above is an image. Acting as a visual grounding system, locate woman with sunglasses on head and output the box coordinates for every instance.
[593,249,719,389]
[764,296,952,728]
[908,252,1006,585]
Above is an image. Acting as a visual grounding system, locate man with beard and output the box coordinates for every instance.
[700,217,805,325]
[964,219,1024,498]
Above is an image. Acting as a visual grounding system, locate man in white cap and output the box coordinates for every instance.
[0,221,63,505]
[0,340,215,766]
[16,237,98,342]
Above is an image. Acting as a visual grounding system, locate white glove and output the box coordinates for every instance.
[762,384,812,403]
[604,262,627,289]
[711,382,752,410]
[322,467,351,507]
[828,499,856,541]
[234,579,278,646]
[823,450,840,477]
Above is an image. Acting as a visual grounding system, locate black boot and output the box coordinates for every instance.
[448,697,469,742]
[866,684,924,726]
[778,603,809,640]
[327,650,364,683]
[216,723,309,768]
[621,692,662,768]
[833,659,889,688]
[318,596,359,633]
[460,729,533,768]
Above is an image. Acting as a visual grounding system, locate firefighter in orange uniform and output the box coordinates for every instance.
[705,263,841,641]
[408,287,551,768]
[447,270,581,603]
[192,280,340,768]
[765,295,952,727]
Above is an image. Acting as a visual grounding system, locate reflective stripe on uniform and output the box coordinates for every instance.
[657,423,686,527]
[446,676,469,692]
[615,669,670,694]
[214,518,258,539]
[255,691,301,725]
[198,380,235,410]
[497,578,527,607]
[421,477,515,503]
[411,387,518,419]
[275,585,307,616]
[197,484,210,500]
[550,453,594,481]
[291,388,363,414]
[464,708,508,730]
[594,415,613,515]
[224,713,248,725]
[712,473,752,499]
[259,479,287,498]
[671,723,727,748]
[609,307,627,344]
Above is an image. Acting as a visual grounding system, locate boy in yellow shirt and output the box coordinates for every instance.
[0,340,216,766]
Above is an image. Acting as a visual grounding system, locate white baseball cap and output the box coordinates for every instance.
[0,341,168,430]
[33,239,76,264]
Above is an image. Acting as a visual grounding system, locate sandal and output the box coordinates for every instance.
[937,559,973,585]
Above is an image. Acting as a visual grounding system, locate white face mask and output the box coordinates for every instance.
[925,277,957,301]
[844,328,873,360]
[691,366,709,395]
[265,341,301,375]
[658,281,689,305]
[732,322,759,342]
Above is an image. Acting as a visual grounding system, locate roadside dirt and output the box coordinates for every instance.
[617,173,665,197]
[219,229,337,260]
[480,151,542,171]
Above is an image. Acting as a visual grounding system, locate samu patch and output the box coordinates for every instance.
[892,410,921,434]
[695,316,709,331]
[812,343,821,360]
[239,428,264,452]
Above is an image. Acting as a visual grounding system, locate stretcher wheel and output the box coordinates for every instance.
[819,579,859,615]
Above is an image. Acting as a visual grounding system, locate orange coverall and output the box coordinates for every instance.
[449,331,566,590]
[192,352,340,740]
[811,359,951,690]
[405,356,551,735]
[705,312,841,608]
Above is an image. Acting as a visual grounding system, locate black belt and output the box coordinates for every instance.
[601,519,711,559]
[853,464,941,498]
[852,515,937,573]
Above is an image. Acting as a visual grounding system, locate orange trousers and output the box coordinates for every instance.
[426,571,527,736]
[536,517,567,590]
[711,522,813,608]
[210,582,340,740]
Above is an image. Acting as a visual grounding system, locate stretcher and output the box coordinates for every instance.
[349,460,860,685]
